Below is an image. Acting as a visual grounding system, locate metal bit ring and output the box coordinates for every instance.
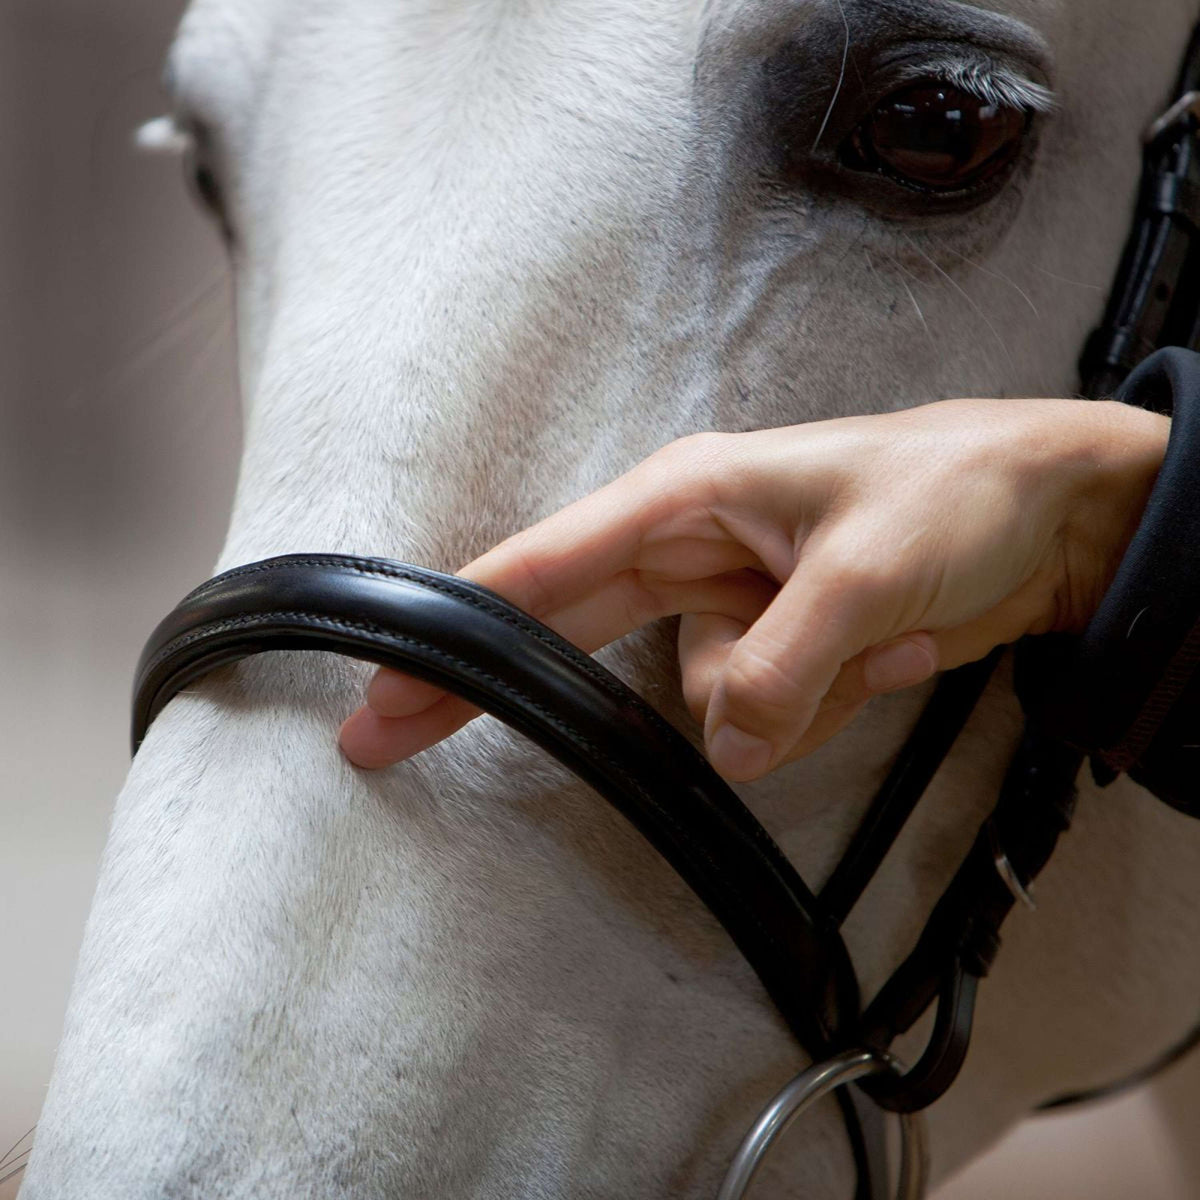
[716,1049,928,1200]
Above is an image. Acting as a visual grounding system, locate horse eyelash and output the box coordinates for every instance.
[895,59,1057,114]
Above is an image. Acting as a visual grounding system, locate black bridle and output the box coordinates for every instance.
[132,26,1200,1200]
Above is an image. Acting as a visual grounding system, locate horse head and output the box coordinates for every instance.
[21,0,1200,1195]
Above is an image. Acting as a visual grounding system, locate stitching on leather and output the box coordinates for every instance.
[148,609,728,884]
[178,558,806,921]
[144,609,800,979]
[181,557,691,745]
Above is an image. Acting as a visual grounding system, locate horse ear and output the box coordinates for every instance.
[134,116,192,156]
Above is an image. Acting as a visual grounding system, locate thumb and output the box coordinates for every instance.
[701,551,925,780]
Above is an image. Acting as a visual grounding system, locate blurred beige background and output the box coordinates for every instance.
[0,1,1196,1196]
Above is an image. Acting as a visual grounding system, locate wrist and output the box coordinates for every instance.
[1018,347,1200,796]
[1054,399,1170,632]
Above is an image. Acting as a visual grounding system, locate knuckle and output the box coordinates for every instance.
[822,555,880,593]
[673,429,731,457]
[721,644,804,728]
[621,580,660,633]
[651,431,733,475]
[818,553,899,609]
[504,546,557,617]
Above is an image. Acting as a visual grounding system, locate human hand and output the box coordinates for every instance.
[339,398,1168,781]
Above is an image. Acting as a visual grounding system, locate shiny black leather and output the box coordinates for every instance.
[134,553,860,1058]
[1079,23,1200,397]
[134,554,895,1198]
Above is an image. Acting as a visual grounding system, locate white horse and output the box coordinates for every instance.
[19,0,1200,1195]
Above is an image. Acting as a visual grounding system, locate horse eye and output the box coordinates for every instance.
[840,82,1030,193]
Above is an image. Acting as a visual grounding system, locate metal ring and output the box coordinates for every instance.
[1144,90,1200,143]
[895,1108,930,1199]
[716,1049,928,1200]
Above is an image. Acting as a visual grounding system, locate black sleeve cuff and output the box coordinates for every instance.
[1017,346,1200,816]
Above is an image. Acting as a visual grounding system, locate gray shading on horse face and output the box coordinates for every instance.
[19,1,1200,1197]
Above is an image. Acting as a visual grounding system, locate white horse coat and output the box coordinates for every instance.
[20,0,1200,1195]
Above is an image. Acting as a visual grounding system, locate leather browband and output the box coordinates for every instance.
[132,553,860,1060]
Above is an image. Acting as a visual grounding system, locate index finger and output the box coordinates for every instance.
[343,564,775,767]
[460,436,733,619]
[348,437,758,742]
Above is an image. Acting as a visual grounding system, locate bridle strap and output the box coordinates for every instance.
[1079,21,1200,398]
[839,25,1200,1112]
[818,651,1003,929]
[134,554,893,1195]
[133,554,860,1060]
[854,731,1081,1111]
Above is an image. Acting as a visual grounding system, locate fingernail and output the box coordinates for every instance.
[709,723,774,781]
[864,637,936,693]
